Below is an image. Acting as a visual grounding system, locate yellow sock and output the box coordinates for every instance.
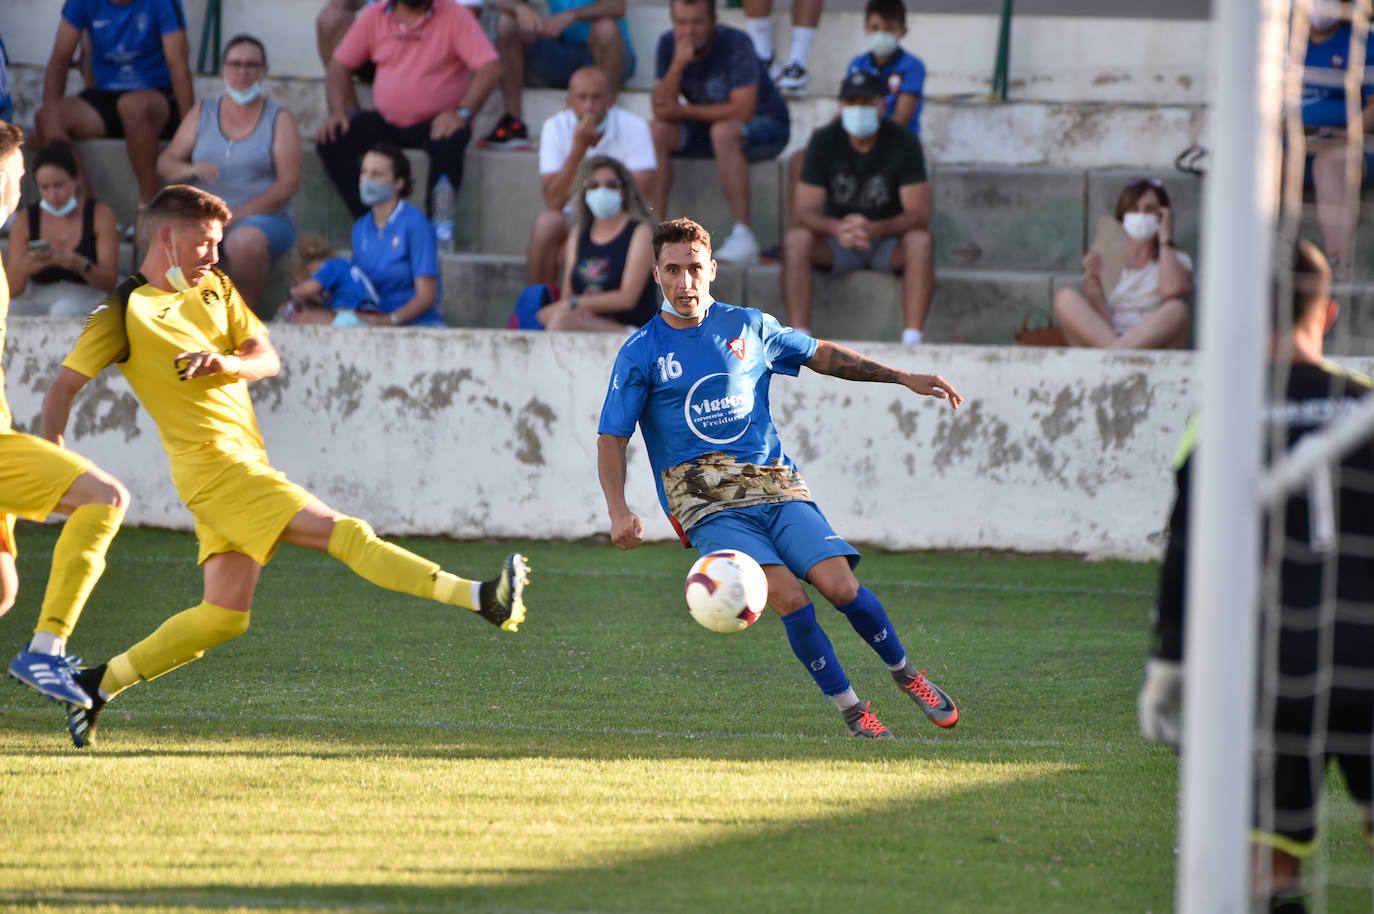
[35,502,124,641]
[120,601,250,689]
[327,516,479,609]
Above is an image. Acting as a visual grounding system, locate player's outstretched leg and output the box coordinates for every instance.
[8,494,125,708]
[325,516,530,632]
[781,602,890,737]
[891,662,959,728]
[65,665,106,748]
[59,601,252,748]
[842,701,893,739]
[833,584,959,729]
[7,651,92,709]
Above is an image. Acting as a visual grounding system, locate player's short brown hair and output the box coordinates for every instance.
[653,217,713,262]
[0,122,23,160]
[147,184,233,227]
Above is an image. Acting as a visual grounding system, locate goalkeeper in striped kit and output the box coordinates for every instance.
[1140,240,1374,913]
[42,183,530,748]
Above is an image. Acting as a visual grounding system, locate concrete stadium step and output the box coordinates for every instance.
[50,139,1213,273]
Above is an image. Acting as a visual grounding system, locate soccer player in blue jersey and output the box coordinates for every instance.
[598,217,962,738]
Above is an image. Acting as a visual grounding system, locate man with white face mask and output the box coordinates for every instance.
[844,0,924,136]
[782,71,933,346]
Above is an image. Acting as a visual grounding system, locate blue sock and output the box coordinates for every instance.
[836,586,907,666]
[782,603,850,696]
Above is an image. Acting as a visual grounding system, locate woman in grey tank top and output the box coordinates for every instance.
[157,34,302,317]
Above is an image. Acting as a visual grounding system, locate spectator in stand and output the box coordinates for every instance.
[157,35,301,318]
[535,155,658,331]
[278,233,382,327]
[1302,5,1374,277]
[1052,177,1193,349]
[288,145,443,327]
[0,35,12,124]
[776,0,923,248]
[742,0,821,97]
[314,0,484,116]
[5,141,119,317]
[316,0,499,219]
[480,0,637,150]
[35,0,194,218]
[846,0,924,136]
[651,0,789,264]
[782,72,932,346]
[528,65,656,286]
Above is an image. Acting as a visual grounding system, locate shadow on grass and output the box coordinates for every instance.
[2,752,1174,914]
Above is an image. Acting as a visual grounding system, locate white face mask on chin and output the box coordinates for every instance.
[1121,212,1161,242]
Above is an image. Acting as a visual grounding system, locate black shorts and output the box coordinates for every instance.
[1255,694,1374,851]
[77,85,180,140]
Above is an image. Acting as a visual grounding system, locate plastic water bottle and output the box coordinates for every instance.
[432,174,455,253]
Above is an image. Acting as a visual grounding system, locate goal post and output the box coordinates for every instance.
[1178,1,1288,912]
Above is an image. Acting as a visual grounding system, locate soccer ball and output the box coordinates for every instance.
[683,549,768,633]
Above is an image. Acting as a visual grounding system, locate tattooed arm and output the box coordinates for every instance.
[805,340,963,409]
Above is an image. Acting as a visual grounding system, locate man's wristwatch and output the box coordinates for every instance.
[456,106,472,121]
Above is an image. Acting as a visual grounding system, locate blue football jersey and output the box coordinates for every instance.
[1303,24,1374,128]
[598,303,818,520]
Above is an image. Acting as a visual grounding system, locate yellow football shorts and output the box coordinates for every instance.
[0,430,91,555]
[184,451,314,566]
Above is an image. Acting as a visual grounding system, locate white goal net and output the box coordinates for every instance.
[1181,1,1374,912]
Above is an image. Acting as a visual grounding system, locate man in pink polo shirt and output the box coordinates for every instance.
[316,0,499,218]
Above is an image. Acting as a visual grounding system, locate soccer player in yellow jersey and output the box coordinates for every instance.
[0,123,131,711]
[43,184,530,747]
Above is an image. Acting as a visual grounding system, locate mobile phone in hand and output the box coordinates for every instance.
[27,239,51,252]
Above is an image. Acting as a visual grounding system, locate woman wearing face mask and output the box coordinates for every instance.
[5,141,118,317]
[157,33,301,317]
[1052,178,1194,349]
[289,144,443,327]
[537,155,658,332]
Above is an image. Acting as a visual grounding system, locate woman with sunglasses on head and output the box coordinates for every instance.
[5,140,119,317]
[537,155,659,332]
[1052,177,1194,349]
[157,34,302,317]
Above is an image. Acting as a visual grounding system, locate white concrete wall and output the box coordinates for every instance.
[0,318,1255,561]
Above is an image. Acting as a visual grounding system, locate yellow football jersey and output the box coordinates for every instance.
[63,268,269,498]
[0,259,11,432]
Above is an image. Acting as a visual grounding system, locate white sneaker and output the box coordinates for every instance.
[714,225,761,264]
[777,62,809,96]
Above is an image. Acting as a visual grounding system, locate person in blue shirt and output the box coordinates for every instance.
[845,0,924,136]
[481,0,637,151]
[598,217,963,739]
[287,145,443,327]
[649,0,790,264]
[0,36,12,124]
[35,0,195,209]
[1302,7,1374,275]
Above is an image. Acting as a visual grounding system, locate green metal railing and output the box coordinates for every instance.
[197,0,222,75]
[991,0,1012,101]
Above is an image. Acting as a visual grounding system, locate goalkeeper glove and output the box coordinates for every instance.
[1138,657,1183,750]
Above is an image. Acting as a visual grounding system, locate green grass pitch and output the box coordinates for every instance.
[0,525,1357,913]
